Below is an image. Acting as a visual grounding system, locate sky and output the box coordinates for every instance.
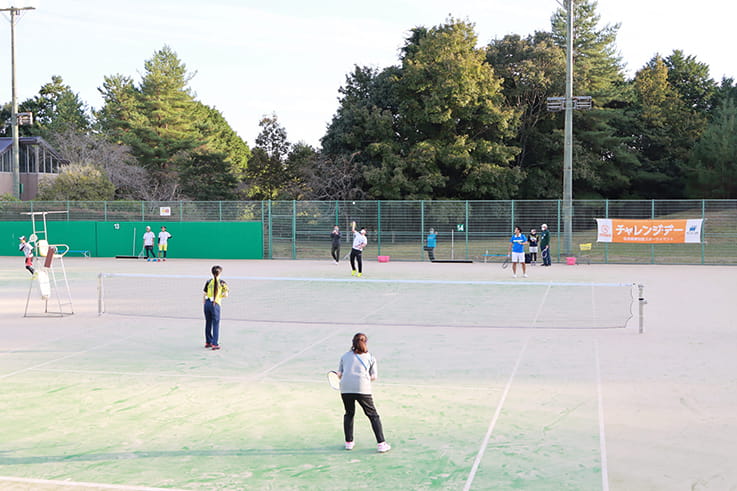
[0,0,734,148]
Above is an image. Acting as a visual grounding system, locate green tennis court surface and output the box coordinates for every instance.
[1,258,735,490]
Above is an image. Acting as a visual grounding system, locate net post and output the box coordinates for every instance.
[97,273,103,316]
[637,283,646,334]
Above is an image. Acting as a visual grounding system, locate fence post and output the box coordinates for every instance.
[556,200,561,263]
[510,200,515,233]
[604,199,609,264]
[651,200,656,264]
[420,200,425,261]
[701,199,705,265]
[292,200,297,259]
[465,200,469,260]
[267,200,272,259]
[377,200,382,256]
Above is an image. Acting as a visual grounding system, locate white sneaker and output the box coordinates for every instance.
[377,442,391,453]
[512,274,517,278]
[523,274,528,278]
[345,441,354,450]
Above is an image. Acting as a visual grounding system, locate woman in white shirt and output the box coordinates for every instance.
[337,333,390,453]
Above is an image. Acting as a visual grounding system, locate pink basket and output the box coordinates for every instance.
[566,257,577,265]
[377,255,390,263]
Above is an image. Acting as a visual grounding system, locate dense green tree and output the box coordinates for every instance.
[324,19,521,199]
[551,0,623,100]
[664,50,716,114]
[712,78,737,111]
[97,46,249,200]
[193,102,251,182]
[36,163,115,201]
[629,55,705,197]
[486,32,566,197]
[246,115,294,199]
[133,46,202,177]
[95,74,140,144]
[177,149,239,200]
[19,76,91,137]
[685,98,737,198]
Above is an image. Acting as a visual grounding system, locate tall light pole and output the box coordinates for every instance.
[1,3,35,200]
[548,0,590,256]
[562,0,573,256]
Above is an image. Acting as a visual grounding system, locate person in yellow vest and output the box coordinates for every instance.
[203,265,229,350]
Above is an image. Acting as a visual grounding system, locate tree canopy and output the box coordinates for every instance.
[3,3,734,201]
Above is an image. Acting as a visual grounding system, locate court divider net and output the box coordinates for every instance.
[98,273,639,329]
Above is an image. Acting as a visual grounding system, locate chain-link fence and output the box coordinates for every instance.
[2,199,735,264]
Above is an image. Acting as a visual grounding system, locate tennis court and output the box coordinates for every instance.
[1,257,735,490]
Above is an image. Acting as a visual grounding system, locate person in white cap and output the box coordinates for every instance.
[18,236,34,275]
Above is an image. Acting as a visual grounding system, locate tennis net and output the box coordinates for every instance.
[98,273,642,330]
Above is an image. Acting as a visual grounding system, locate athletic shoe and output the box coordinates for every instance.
[523,274,528,278]
[357,272,362,277]
[205,343,212,348]
[351,270,357,276]
[345,441,354,450]
[512,274,517,278]
[377,442,391,453]
[211,345,220,350]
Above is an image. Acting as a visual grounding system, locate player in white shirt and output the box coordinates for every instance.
[143,226,156,261]
[349,221,367,277]
[158,226,172,261]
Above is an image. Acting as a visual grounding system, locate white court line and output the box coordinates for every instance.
[0,337,127,380]
[595,340,610,491]
[0,476,188,491]
[532,282,552,325]
[255,331,338,378]
[463,336,530,491]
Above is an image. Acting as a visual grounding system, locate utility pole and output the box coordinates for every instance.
[1,4,35,200]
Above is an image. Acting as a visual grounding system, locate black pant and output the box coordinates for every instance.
[426,247,435,261]
[341,393,385,443]
[331,244,340,262]
[145,245,155,258]
[350,249,362,273]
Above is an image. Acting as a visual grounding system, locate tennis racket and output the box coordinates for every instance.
[327,370,340,390]
[502,255,510,269]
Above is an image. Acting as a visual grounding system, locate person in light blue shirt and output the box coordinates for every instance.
[507,226,528,278]
[425,228,437,261]
[336,333,390,453]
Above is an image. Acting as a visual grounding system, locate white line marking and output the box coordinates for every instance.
[256,331,338,378]
[0,476,189,491]
[0,337,126,380]
[463,336,530,491]
[595,340,610,491]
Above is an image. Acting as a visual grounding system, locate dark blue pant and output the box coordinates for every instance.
[341,393,385,443]
[542,246,551,266]
[204,300,221,345]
